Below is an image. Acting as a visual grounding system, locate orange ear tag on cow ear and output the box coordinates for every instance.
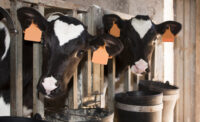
[24,21,42,42]
[92,45,109,65]
[162,27,175,42]
[109,21,120,37]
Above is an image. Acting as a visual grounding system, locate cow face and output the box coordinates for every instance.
[17,7,123,99]
[103,14,181,74]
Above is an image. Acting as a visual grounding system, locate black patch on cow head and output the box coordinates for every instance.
[17,7,49,32]
[89,34,124,57]
[156,21,182,36]
[0,28,6,59]
[0,13,4,20]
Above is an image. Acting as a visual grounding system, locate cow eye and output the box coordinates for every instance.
[77,50,85,57]
[42,43,47,48]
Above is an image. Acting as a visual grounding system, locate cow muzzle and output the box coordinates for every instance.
[37,76,64,98]
[131,59,148,74]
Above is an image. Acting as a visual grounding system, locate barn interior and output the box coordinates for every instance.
[0,0,199,122]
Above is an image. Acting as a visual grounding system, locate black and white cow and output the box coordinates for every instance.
[0,7,123,116]
[103,14,181,77]
[100,14,182,106]
[17,7,123,99]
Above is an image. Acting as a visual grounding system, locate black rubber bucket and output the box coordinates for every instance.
[115,91,163,122]
[139,80,179,122]
[45,108,113,122]
[0,116,46,122]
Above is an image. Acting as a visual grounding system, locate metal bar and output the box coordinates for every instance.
[107,58,115,112]
[124,66,131,92]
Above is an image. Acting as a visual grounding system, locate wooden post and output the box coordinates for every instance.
[195,0,200,121]
[174,0,196,122]
[174,0,184,121]
[10,0,23,116]
[107,58,115,112]
[87,6,103,106]
[33,5,44,117]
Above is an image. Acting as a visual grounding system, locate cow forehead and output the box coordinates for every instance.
[131,18,152,39]
[54,19,84,46]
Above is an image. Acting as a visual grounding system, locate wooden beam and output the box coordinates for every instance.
[174,0,184,121]
[183,0,196,121]
[195,0,200,121]
[10,0,23,116]
[87,6,104,107]
[0,0,10,9]
[21,0,87,12]
[33,5,44,117]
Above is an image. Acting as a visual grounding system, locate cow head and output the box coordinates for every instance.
[17,7,123,99]
[103,14,181,74]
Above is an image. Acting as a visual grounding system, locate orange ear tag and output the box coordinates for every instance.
[92,45,109,65]
[109,21,120,37]
[24,21,42,42]
[162,27,175,42]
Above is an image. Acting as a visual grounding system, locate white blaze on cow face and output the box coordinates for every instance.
[42,76,58,95]
[0,22,10,61]
[131,18,152,39]
[0,96,10,116]
[131,59,148,74]
[54,20,84,46]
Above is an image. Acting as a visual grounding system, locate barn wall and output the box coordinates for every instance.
[174,0,199,122]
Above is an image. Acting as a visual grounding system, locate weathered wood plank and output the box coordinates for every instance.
[10,0,23,116]
[174,0,184,122]
[183,0,196,121]
[87,6,103,107]
[153,39,164,81]
[195,0,200,121]
[21,0,87,11]
[0,0,10,9]
[72,9,78,109]
[33,5,44,117]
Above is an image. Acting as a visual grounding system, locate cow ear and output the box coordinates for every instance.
[46,12,64,22]
[17,7,48,32]
[103,14,123,38]
[89,34,124,57]
[156,21,182,36]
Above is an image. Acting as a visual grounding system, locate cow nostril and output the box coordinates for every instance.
[145,68,150,72]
